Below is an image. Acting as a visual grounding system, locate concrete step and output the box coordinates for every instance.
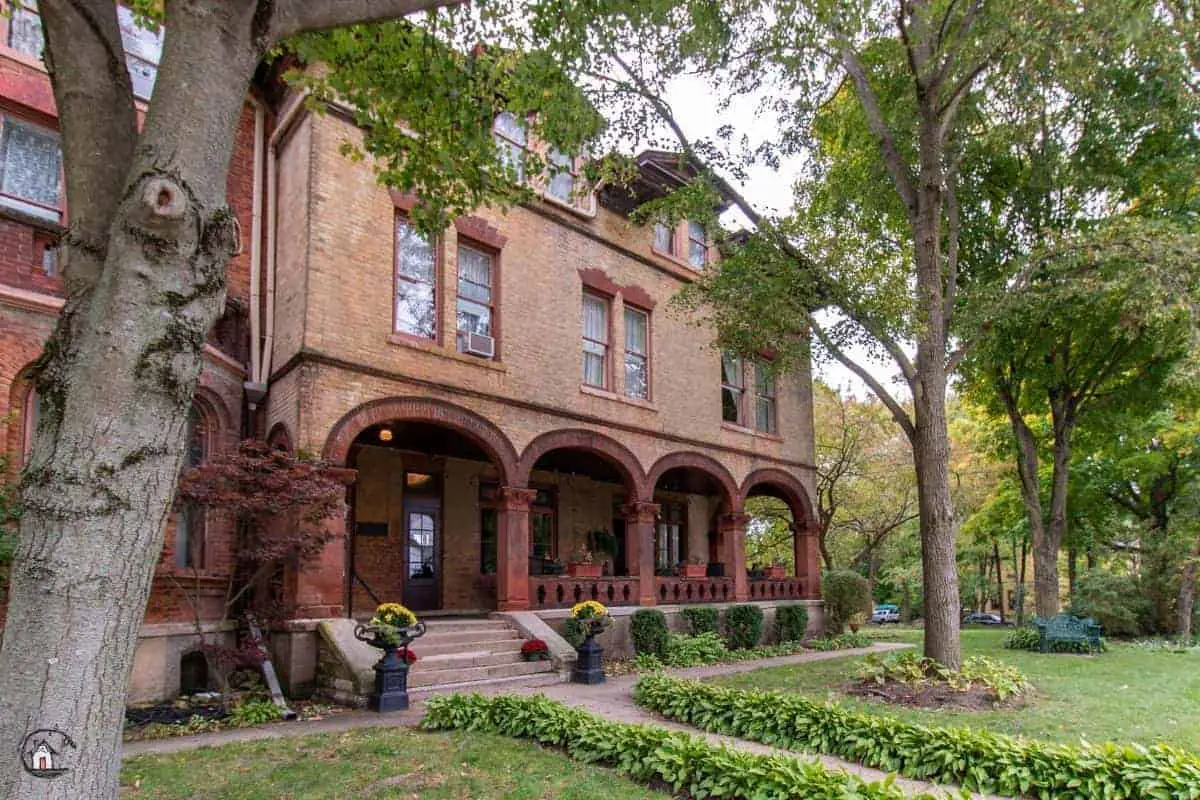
[421,618,511,631]
[410,670,566,698]
[412,649,528,671]
[417,629,522,646]
[408,658,556,689]
[410,637,525,658]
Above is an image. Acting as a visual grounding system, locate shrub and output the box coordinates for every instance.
[1069,571,1151,637]
[630,609,668,657]
[633,652,665,672]
[680,606,719,636]
[228,698,283,727]
[423,692,916,800]
[822,570,872,634]
[804,632,872,651]
[776,605,809,642]
[634,674,1200,799]
[1003,626,1041,651]
[724,604,764,650]
[663,632,727,667]
[855,652,1031,701]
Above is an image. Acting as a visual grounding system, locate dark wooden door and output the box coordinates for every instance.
[403,498,439,611]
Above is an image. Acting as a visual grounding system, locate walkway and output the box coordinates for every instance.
[124,643,1004,799]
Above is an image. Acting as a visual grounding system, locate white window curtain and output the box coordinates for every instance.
[547,148,575,204]
[653,221,673,253]
[0,116,61,221]
[494,111,527,182]
[624,307,648,399]
[582,293,608,387]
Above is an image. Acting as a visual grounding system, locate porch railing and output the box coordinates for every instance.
[747,576,808,601]
[529,576,640,609]
[654,576,734,605]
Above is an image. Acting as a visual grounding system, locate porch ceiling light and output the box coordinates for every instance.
[379,427,394,442]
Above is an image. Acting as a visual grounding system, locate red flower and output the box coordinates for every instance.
[403,649,418,664]
[521,639,549,654]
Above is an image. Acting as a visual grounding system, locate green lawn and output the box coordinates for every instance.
[121,728,668,799]
[709,627,1200,750]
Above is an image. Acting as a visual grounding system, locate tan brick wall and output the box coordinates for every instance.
[278,113,815,473]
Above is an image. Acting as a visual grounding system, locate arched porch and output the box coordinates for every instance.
[741,468,822,601]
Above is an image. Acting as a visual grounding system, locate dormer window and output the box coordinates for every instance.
[687,221,707,268]
[493,111,527,183]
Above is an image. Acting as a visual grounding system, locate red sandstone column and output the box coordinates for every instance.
[794,520,823,598]
[291,468,356,618]
[720,512,751,601]
[497,487,537,611]
[621,501,660,606]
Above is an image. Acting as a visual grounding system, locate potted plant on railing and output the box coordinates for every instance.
[567,600,611,684]
[520,639,551,662]
[655,565,677,578]
[543,558,566,576]
[567,547,603,579]
[748,563,766,580]
[680,555,708,580]
[353,602,426,712]
[765,560,787,580]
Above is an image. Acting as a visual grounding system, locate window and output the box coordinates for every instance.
[176,405,208,569]
[623,306,649,400]
[652,221,674,254]
[493,112,527,183]
[721,353,745,424]
[581,292,609,388]
[754,361,777,433]
[655,501,685,570]
[118,5,163,100]
[7,0,43,58]
[546,148,577,205]
[394,215,437,339]
[0,115,62,222]
[455,243,495,356]
[687,221,707,268]
[20,383,39,466]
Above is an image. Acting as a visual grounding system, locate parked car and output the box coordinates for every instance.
[962,612,1009,626]
[871,605,901,624]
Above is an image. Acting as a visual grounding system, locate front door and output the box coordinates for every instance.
[403,498,439,611]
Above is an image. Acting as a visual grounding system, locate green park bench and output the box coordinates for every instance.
[1034,614,1103,653]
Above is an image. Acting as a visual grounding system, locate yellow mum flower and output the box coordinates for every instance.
[373,602,418,628]
[570,600,609,620]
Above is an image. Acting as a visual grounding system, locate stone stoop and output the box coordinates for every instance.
[315,617,560,706]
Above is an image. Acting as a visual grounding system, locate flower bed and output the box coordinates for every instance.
[633,673,1200,798]
[422,692,927,799]
[848,651,1031,708]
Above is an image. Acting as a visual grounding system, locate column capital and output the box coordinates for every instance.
[619,501,660,524]
[497,486,537,511]
[718,512,751,531]
[791,519,822,536]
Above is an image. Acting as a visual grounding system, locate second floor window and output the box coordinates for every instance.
[687,221,707,268]
[624,306,649,399]
[546,148,577,205]
[721,353,745,424]
[652,221,674,254]
[581,292,609,388]
[456,243,496,357]
[755,361,777,433]
[0,115,62,222]
[394,215,436,339]
[7,0,42,58]
[493,112,527,183]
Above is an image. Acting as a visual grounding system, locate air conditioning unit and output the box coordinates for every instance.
[462,331,495,358]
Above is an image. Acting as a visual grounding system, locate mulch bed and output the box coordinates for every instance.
[844,679,1024,711]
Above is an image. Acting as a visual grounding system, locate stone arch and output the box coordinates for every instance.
[739,467,815,526]
[190,387,233,457]
[646,451,740,512]
[517,428,647,499]
[266,422,294,453]
[322,396,519,483]
[7,361,39,466]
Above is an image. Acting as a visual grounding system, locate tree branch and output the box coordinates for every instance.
[811,318,917,442]
[271,0,464,39]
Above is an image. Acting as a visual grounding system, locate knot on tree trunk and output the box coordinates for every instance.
[135,176,189,234]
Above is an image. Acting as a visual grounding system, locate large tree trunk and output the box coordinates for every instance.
[0,6,263,797]
[994,540,1005,621]
[1177,536,1200,638]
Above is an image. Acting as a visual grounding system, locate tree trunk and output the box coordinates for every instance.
[1067,546,1078,596]
[994,540,1005,621]
[0,8,263,797]
[1043,407,1074,612]
[1177,535,1200,638]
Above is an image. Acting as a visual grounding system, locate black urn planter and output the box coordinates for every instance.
[354,621,426,712]
[571,619,607,684]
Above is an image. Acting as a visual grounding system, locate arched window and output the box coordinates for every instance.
[20,383,39,466]
[176,404,210,569]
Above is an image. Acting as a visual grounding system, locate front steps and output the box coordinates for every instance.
[316,616,561,706]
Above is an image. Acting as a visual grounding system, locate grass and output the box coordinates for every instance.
[709,627,1200,751]
[121,727,669,799]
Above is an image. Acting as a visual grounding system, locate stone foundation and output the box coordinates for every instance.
[128,621,237,705]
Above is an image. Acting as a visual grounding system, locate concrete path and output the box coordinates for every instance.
[124,643,1004,799]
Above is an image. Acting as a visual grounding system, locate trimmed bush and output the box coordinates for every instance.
[629,609,668,657]
[776,604,809,642]
[822,570,873,634]
[423,691,918,799]
[633,674,1200,799]
[680,605,719,636]
[724,604,764,650]
[663,632,728,666]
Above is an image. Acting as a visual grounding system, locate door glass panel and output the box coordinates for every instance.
[531,511,553,559]
[407,511,436,579]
